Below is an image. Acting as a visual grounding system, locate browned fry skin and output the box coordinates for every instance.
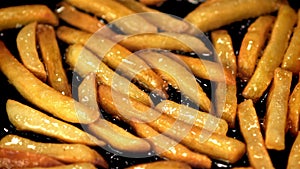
[21,163,98,169]
[288,72,300,136]
[287,132,300,169]
[238,100,274,169]
[242,5,297,101]
[139,0,166,6]
[0,148,63,169]
[37,24,71,97]
[16,21,47,82]
[238,15,275,80]
[0,5,58,31]
[0,41,99,124]
[125,160,191,169]
[98,85,246,163]
[184,0,279,32]
[56,26,92,45]
[130,122,212,169]
[265,68,293,150]
[0,135,107,168]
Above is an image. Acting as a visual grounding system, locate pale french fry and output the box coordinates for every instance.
[238,15,275,80]
[56,26,92,45]
[155,100,228,135]
[0,41,99,124]
[78,73,151,153]
[6,99,105,146]
[281,10,300,74]
[98,85,246,163]
[56,2,104,33]
[0,148,63,169]
[184,0,279,32]
[22,163,97,169]
[288,73,300,136]
[16,21,47,82]
[265,68,292,150]
[66,43,153,106]
[238,99,274,169]
[138,51,211,112]
[65,0,157,34]
[139,0,166,6]
[0,135,107,168]
[0,5,58,31]
[37,24,71,97]
[242,5,297,101]
[287,132,300,169]
[130,122,212,169]
[125,160,191,169]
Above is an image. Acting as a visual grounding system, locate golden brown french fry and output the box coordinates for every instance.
[265,68,292,150]
[287,132,300,169]
[0,41,99,124]
[242,5,297,101]
[139,0,166,6]
[6,99,105,146]
[56,2,104,33]
[184,0,279,32]
[138,51,211,112]
[37,24,71,96]
[288,73,300,136]
[66,43,153,106]
[155,100,228,135]
[0,135,107,168]
[238,15,275,80]
[232,167,254,169]
[21,163,97,169]
[98,85,246,163]
[56,26,92,45]
[65,0,157,34]
[238,99,274,169]
[130,122,212,169]
[16,21,47,82]
[0,5,58,31]
[125,160,191,169]
[0,148,63,169]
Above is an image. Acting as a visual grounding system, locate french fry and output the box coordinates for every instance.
[238,15,275,80]
[130,122,212,168]
[16,21,47,82]
[98,85,246,163]
[65,0,157,34]
[287,132,300,169]
[184,0,279,32]
[0,41,99,124]
[0,148,63,169]
[37,24,71,97]
[0,135,108,168]
[66,43,153,106]
[155,100,228,135]
[242,5,297,101]
[0,5,58,31]
[6,99,105,146]
[138,51,211,112]
[238,99,274,169]
[139,0,166,6]
[265,68,292,150]
[125,160,191,169]
[21,163,97,169]
[288,73,300,136]
[56,26,92,45]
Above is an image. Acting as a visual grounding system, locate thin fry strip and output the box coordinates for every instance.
[0,5,58,31]
[287,132,300,169]
[288,72,300,136]
[243,5,297,101]
[98,85,246,163]
[0,41,99,124]
[0,135,107,168]
[184,0,279,32]
[238,15,275,80]
[21,163,97,169]
[37,24,71,96]
[16,22,47,82]
[238,99,274,169]
[56,26,92,45]
[125,161,191,169]
[130,122,212,169]
[139,0,166,6]
[265,68,292,150]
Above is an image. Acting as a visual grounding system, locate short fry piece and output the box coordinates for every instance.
[288,72,300,136]
[37,24,71,96]
[125,160,191,169]
[6,99,105,146]
[16,21,46,82]
[22,163,97,169]
[238,99,274,169]
[238,15,275,80]
[243,5,297,100]
[0,5,58,31]
[0,41,99,124]
[0,135,107,168]
[287,132,300,169]
[265,68,292,150]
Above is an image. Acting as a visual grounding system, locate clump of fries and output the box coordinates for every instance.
[0,0,300,169]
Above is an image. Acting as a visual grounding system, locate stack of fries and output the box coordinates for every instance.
[0,0,299,168]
